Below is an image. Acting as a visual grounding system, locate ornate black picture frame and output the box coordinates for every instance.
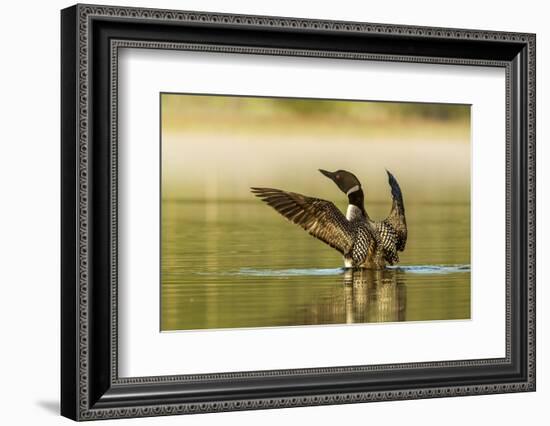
[61,4,536,421]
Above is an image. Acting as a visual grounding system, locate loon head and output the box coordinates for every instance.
[319,169,362,196]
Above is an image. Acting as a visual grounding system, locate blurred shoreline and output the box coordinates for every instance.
[162,93,470,140]
[163,116,470,140]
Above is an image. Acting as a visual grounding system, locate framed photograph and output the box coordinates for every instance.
[61,4,536,421]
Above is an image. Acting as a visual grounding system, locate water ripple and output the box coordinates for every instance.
[194,264,470,277]
[197,267,345,277]
[388,264,470,274]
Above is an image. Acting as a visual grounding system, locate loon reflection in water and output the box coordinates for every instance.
[329,268,406,324]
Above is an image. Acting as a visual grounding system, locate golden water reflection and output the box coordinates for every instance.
[341,269,406,324]
[161,201,470,331]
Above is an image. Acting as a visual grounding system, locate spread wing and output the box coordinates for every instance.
[251,187,355,255]
[377,221,400,265]
[384,170,407,252]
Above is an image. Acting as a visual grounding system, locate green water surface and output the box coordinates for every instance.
[161,201,470,331]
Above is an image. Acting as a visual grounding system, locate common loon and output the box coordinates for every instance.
[251,169,407,269]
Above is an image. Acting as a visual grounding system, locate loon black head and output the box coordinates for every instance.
[319,169,367,218]
[319,169,362,195]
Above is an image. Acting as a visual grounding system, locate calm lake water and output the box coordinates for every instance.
[161,201,470,331]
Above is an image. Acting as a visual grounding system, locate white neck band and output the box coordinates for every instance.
[346,185,360,196]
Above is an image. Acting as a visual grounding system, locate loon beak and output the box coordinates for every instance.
[319,169,336,180]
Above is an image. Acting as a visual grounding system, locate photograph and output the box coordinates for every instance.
[160,93,471,331]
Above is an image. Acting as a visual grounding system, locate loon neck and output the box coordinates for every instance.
[347,187,368,219]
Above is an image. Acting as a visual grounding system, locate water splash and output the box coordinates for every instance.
[195,264,470,277]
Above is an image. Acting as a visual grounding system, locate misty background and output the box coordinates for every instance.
[161,94,470,208]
